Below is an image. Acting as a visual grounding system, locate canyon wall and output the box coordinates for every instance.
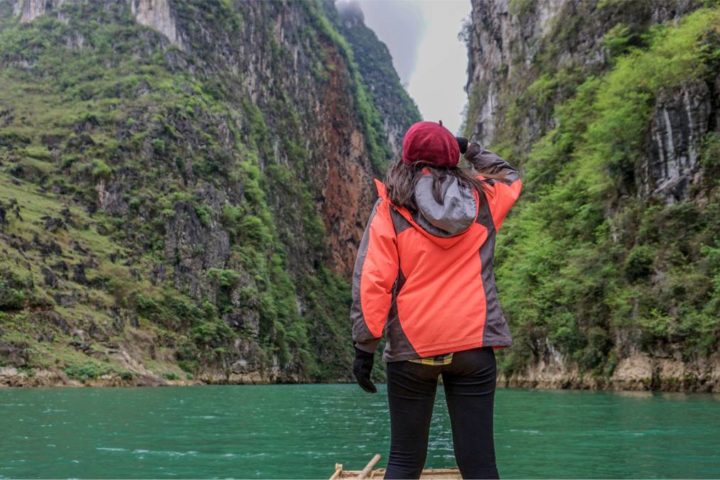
[465,0,720,391]
[0,0,419,386]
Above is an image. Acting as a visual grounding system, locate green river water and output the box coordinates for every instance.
[1,385,719,478]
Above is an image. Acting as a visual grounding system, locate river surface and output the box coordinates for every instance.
[1,385,719,478]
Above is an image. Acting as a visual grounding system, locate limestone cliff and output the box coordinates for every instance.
[15,0,183,50]
[329,0,421,158]
[0,0,409,385]
[465,0,703,155]
[465,0,720,391]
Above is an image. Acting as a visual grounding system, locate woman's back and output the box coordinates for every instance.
[351,146,522,362]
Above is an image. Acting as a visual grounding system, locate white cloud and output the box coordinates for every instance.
[348,0,471,135]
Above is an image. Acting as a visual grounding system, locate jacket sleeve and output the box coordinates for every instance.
[465,145,523,230]
[350,198,399,354]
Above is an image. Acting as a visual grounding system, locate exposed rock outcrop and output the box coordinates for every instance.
[644,80,712,202]
[464,0,703,148]
[501,351,720,392]
[12,0,184,47]
[13,0,66,22]
[130,0,184,49]
[163,191,231,298]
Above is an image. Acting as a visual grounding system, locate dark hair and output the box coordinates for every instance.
[384,160,504,211]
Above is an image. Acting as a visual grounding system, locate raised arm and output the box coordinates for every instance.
[464,142,523,230]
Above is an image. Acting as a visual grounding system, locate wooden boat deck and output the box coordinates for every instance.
[330,454,461,479]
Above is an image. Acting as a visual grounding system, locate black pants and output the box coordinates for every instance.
[384,347,499,479]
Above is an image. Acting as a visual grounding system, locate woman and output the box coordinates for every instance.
[350,120,522,479]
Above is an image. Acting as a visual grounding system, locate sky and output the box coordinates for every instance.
[336,0,472,135]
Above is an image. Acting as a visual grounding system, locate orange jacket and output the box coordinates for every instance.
[350,148,522,361]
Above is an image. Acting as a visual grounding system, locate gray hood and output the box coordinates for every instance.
[413,174,477,237]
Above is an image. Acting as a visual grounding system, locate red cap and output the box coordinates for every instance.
[401,121,459,168]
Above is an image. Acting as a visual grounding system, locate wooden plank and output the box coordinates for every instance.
[336,467,461,479]
[358,454,382,479]
[329,463,343,480]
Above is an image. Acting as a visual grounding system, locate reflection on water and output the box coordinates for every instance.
[0,385,719,478]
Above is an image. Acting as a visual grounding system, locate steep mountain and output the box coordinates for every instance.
[464,0,720,391]
[329,0,421,157]
[0,0,419,386]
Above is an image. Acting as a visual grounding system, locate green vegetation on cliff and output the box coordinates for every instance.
[482,8,720,379]
[0,0,396,384]
[326,1,421,156]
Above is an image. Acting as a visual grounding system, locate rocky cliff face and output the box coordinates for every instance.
[329,1,421,158]
[644,80,712,202]
[15,0,183,51]
[0,0,414,386]
[465,0,703,155]
[465,0,720,391]
[130,0,184,49]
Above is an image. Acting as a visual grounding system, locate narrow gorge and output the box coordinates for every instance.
[1,0,718,393]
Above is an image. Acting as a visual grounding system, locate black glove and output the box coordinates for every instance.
[464,141,483,161]
[353,346,377,393]
[456,136,469,154]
